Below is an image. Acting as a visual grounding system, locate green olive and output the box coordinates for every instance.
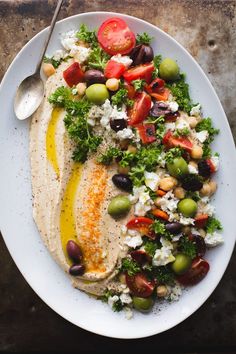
[167,157,188,178]
[133,296,154,312]
[171,253,192,275]
[108,195,131,218]
[86,83,109,104]
[177,198,198,217]
[159,58,179,81]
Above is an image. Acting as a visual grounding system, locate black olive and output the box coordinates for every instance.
[112,174,133,192]
[130,44,154,65]
[198,160,211,178]
[165,222,182,235]
[181,174,203,192]
[84,69,106,85]
[110,119,127,132]
[150,101,171,117]
[69,264,85,276]
[191,234,206,257]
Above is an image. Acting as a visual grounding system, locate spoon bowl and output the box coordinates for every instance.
[14,73,44,120]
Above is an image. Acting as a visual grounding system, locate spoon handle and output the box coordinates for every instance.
[36,0,64,73]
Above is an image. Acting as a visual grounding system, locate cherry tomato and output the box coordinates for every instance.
[104,60,126,79]
[138,124,156,144]
[127,216,155,238]
[126,272,155,297]
[63,62,84,87]
[97,17,136,55]
[177,257,209,286]
[123,63,155,83]
[146,78,165,94]
[206,158,216,173]
[163,130,193,153]
[194,214,209,228]
[130,250,151,265]
[128,92,152,126]
[123,81,136,99]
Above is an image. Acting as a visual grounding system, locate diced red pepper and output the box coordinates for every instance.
[104,60,126,79]
[128,92,152,126]
[194,214,209,228]
[163,130,193,153]
[150,88,170,101]
[63,62,84,87]
[123,80,136,99]
[138,123,156,144]
[123,63,155,84]
[146,78,165,94]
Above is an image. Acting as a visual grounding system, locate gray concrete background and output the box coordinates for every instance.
[0,0,235,352]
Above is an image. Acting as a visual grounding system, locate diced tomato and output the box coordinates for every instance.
[128,92,152,126]
[126,273,155,298]
[138,124,156,144]
[177,257,210,286]
[104,60,126,79]
[127,217,154,236]
[156,189,167,197]
[194,214,209,228]
[123,81,136,99]
[97,17,136,55]
[163,130,193,153]
[130,250,151,265]
[63,62,84,87]
[146,78,165,94]
[150,88,170,101]
[123,63,155,84]
[206,159,216,173]
[152,208,169,221]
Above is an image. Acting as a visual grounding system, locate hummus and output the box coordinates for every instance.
[30,62,128,296]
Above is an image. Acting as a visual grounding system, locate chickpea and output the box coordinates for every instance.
[174,186,186,199]
[76,82,87,96]
[119,139,130,150]
[191,145,203,159]
[127,145,137,154]
[154,197,162,207]
[156,285,168,297]
[199,229,206,238]
[118,165,130,174]
[208,180,217,195]
[77,40,90,48]
[200,182,212,196]
[159,176,178,191]
[189,160,198,169]
[119,273,126,285]
[106,78,120,91]
[188,116,198,128]
[42,63,56,77]
[182,226,191,235]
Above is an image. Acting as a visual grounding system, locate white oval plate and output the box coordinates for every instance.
[0,12,235,339]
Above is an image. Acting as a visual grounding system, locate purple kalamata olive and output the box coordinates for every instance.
[150,101,172,117]
[130,44,154,66]
[110,119,127,132]
[69,264,85,276]
[130,250,151,265]
[112,173,133,192]
[66,240,83,263]
[165,222,182,235]
[190,234,206,257]
[84,69,106,86]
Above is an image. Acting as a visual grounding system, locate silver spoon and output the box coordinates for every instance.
[14,0,63,120]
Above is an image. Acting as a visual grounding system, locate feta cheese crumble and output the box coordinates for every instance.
[190,104,201,116]
[188,164,198,174]
[120,293,132,305]
[165,122,176,132]
[168,101,179,112]
[179,215,195,225]
[196,130,209,143]
[175,117,190,130]
[152,237,175,266]
[165,283,182,301]
[111,54,133,68]
[116,128,134,140]
[129,186,153,216]
[158,191,179,214]
[205,232,224,247]
[144,171,160,191]
[61,30,91,62]
[211,155,220,171]
[108,295,119,308]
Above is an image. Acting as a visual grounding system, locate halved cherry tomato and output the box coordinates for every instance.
[126,216,154,236]
[156,189,167,197]
[63,62,84,87]
[150,88,170,101]
[177,257,209,286]
[146,78,165,94]
[206,159,216,173]
[130,250,151,265]
[152,208,169,221]
[97,17,136,55]
[163,130,193,153]
[128,92,152,126]
[104,60,126,79]
[194,214,209,228]
[138,124,156,144]
[123,63,155,84]
[123,81,136,99]
[126,272,155,297]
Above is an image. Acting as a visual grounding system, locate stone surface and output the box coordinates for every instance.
[0,0,235,352]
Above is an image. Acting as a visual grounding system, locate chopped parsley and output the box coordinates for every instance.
[111,88,134,107]
[136,32,153,45]
[166,73,193,113]
[196,117,219,143]
[174,128,190,137]
[144,240,159,257]
[48,86,72,106]
[151,220,171,240]
[88,46,110,71]
[186,191,201,202]
[76,24,98,48]
[120,257,141,276]
[132,79,146,92]
[179,236,197,259]
[152,54,162,79]
[206,217,223,234]
[112,298,123,312]
[43,55,69,69]
[154,266,175,285]
[101,290,123,312]
[165,147,183,164]
[97,147,122,165]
